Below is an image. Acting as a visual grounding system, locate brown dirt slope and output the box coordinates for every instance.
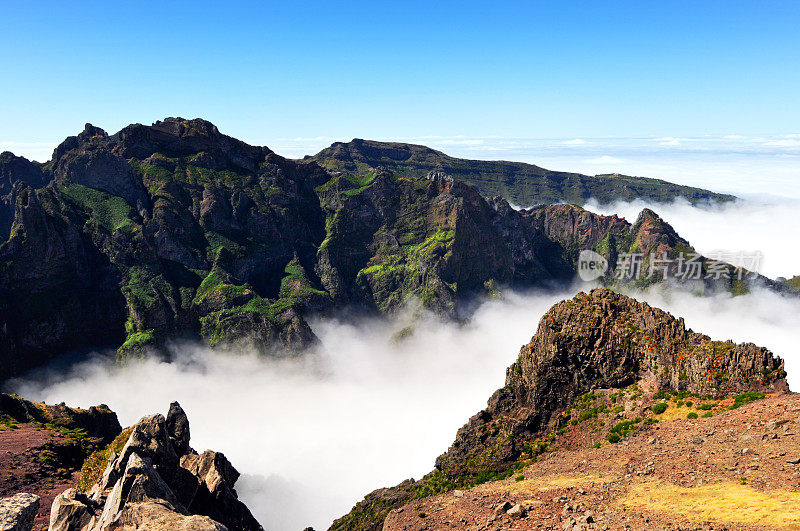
[385,392,800,530]
[0,394,121,529]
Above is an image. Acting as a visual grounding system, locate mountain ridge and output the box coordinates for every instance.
[309,138,735,206]
[0,118,771,382]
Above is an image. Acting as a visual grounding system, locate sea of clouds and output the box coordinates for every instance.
[6,144,800,529]
[8,284,800,529]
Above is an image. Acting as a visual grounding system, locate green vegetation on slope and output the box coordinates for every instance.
[310,139,734,206]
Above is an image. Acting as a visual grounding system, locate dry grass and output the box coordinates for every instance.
[475,473,615,496]
[617,480,800,528]
[654,400,725,421]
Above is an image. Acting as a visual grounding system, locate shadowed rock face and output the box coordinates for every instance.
[50,401,262,531]
[331,289,788,531]
[0,118,773,381]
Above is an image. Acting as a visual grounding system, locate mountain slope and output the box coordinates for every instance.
[385,393,800,530]
[331,288,787,530]
[309,139,735,206]
[0,119,765,381]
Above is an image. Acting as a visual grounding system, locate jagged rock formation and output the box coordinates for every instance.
[331,289,788,530]
[0,493,39,531]
[309,139,735,206]
[50,402,261,531]
[0,118,764,380]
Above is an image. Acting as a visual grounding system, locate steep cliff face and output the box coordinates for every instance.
[332,289,788,530]
[0,118,766,381]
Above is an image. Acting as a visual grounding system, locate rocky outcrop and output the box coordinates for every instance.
[50,401,261,531]
[332,289,788,530]
[435,288,787,477]
[0,394,121,444]
[0,493,39,531]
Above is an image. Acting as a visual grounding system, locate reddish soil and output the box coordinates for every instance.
[0,423,83,530]
[385,393,800,530]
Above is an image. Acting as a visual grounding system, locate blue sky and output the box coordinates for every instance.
[2,1,799,160]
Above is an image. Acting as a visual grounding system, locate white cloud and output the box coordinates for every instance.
[762,139,800,147]
[563,138,587,145]
[655,136,684,146]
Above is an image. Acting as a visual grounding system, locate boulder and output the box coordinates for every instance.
[0,493,39,531]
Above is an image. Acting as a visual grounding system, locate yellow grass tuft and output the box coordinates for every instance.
[617,480,800,528]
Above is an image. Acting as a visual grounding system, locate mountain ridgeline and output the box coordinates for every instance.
[309,138,735,206]
[0,118,749,380]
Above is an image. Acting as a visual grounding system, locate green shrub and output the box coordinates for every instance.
[702,411,713,418]
[651,402,668,414]
[730,392,766,410]
[607,433,621,444]
[687,412,698,419]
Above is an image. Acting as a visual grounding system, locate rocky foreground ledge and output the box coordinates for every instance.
[0,397,262,530]
[332,288,789,530]
[49,402,262,530]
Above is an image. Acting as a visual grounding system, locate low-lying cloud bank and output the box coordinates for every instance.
[7,290,567,530]
[7,281,800,530]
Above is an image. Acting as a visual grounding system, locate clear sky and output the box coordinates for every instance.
[2,1,799,161]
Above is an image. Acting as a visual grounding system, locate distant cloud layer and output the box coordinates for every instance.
[271,134,800,199]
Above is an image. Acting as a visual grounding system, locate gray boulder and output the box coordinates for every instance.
[0,493,39,531]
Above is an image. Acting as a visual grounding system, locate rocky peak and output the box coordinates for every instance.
[435,288,787,478]
[51,402,262,531]
[628,207,689,257]
[333,289,790,531]
[78,123,108,141]
[112,117,271,167]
